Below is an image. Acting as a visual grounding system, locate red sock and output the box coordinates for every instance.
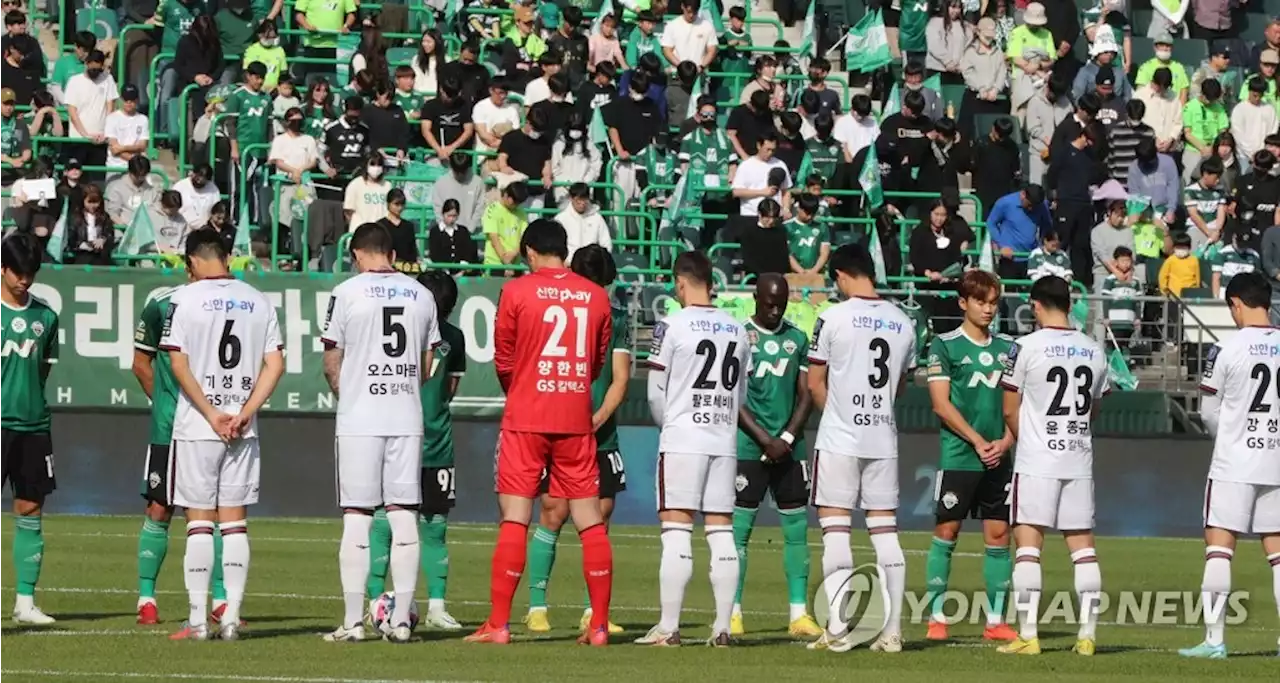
[488,521,528,628]
[579,524,613,631]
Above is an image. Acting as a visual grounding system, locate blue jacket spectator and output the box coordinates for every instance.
[1126,139,1181,222]
[1072,61,1132,102]
[987,187,1052,263]
[617,68,668,126]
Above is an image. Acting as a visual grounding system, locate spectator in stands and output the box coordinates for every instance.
[925,0,967,85]
[727,89,776,160]
[627,11,668,76]
[551,110,602,207]
[879,91,934,200]
[217,0,259,80]
[57,158,85,217]
[732,132,792,221]
[1231,78,1278,161]
[531,74,575,139]
[1250,20,1280,72]
[1006,2,1055,118]
[1234,150,1280,250]
[587,11,626,76]
[372,188,419,267]
[801,112,842,180]
[1264,223,1280,322]
[427,196,483,271]
[720,6,753,90]
[300,79,338,139]
[419,77,475,165]
[472,80,520,157]
[337,70,376,110]
[909,197,972,294]
[200,200,236,254]
[1158,232,1200,297]
[662,0,718,74]
[268,106,319,251]
[483,182,530,269]
[173,164,221,228]
[803,57,841,116]
[503,5,547,90]
[775,112,807,178]
[7,158,58,242]
[294,0,356,81]
[1127,138,1180,225]
[604,71,661,206]
[442,40,490,105]
[1042,0,1082,80]
[918,117,969,195]
[970,117,1022,219]
[3,9,41,78]
[987,184,1051,280]
[895,61,944,121]
[245,21,288,93]
[342,152,390,232]
[619,53,669,124]
[739,198,790,278]
[1026,73,1072,185]
[1136,68,1184,158]
[576,61,616,120]
[153,190,191,255]
[785,194,829,275]
[1134,32,1189,103]
[1184,157,1227,252]
[171,17,228,139]
[958,17,1008,139]
[1,88,31,186]
[497,104,555,202]
[1,35,38,106]
[667,61,699,122]
[1190,45,1238,104]
[407,29,443,97]
[1243,50,1279,112]
[432,152,486,232]
[349,25,389,86]
[1072,23,1131,102]
[1028,229,1073,281]
[1047,123,1106,282]
[1105,99,1153,181]
[323,97,372,192]
[68,184,114,265]
[739,55,786,112]
[1188,0,1235,43]
[49,31,95,104]
[524,51,564,109]
[548,7,588,92]
[1183,78,1230,182]
[106,156,159,228]
[1091,70,1126,130]
[104,86,150,182]
[363,85,410,161]
[1083,0,1134,70]
[1194,130,1250,194]
[26,90,61,140]
[555,182,612,261]
[1091,199,1136,287]
[1210,227,1262,298]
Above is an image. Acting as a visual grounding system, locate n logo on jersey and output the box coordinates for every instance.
[967,371,1001,389]
[0,339,36,358]
[797,236,817,248]
[755,358,790,378]
[343,143,363,155]
[245,107,265,118]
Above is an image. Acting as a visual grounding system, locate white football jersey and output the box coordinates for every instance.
[160,277,283,441]
[648,305,752,457]
[1000,327,1110,479]
[1200,326,1280,485]
[321,271,441,437]
[809,297,916,459]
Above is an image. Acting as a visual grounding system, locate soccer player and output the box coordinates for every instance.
[923,270,1018,642]
[730,273,820,638]
[162,230,285,641]
[638,251,751,648]
[525,245,631,634]
[1180,271,1280,659]
[466,219,615,646]
[365,270,465,631]
[807,243,915,654]
[1,234,59,625]
[997,275,1109,656]
[321,224,441,643]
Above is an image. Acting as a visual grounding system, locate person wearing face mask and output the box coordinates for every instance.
[173,164,222,227]
[528,73,575,140]
[727,89,777,161]
[802,57,842,116]
[268,106,320,251]
[958,18,1008,140]
[243,21,288,92]
[1071,34,1132,103]
[679,96,737,247]
[1135,32,1190,103]
[432,152,486,231]
[554,182,613,262]
[739,55,784,110]
[618,52,670,124]
[894,61,944,121]
[1136,68,1184,156]
[323,96,372,192]
[1231,150,1280,252]
[832,94,879,162]
[1158,232,1200,298]
[604,71,662,207]
[63,49,119,176]
[551,111,602,207]
[497,105,556,201]
[342,153,391,233]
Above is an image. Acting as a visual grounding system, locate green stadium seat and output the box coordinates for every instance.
[387,47,417,67]
[1130,37,1156,70]
[1171,39,1209,70]
[615,251,648,283]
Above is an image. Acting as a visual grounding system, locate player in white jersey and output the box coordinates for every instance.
[639,251,751,647]
[997,275,1110,657]
[805,243,915,654]
[320,224,441,644]
[1179,272,1280,659]
[159,230,285,641]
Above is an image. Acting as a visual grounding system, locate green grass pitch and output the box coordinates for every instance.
[2,514,1278,682]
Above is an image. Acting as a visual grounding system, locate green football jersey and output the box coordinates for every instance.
[1212,245,1260,290]
[156,0,208,54]
[737,319,809,461]
[133,287,181,445]
[898,0,929,53]
[421,322,467,468]
[785,217,828,270]
[1100,274,1141,329]
[1,297,59,433]
[225,85,273,152]
[798,136,843,183]
[1184,182,1226,223]
[926,328,1013,471]
[1027,247,1073,282]
[593,307,632,453]
[678,128,734,193]
[395,90,426,121]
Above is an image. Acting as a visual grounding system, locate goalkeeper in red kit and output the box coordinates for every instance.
[465,219,616,646]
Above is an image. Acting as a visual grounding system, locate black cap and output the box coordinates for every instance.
[65,158,81,170]
[1209,42,1231,58]
[1095,70,1115,87]
[121,84,140,101]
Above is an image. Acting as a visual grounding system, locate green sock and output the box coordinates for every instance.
[732,506,758,605]
[211,526,226,603]
[984,545,1013,622]
[367,509,391,599]
[779,507,811,610]
[925,537,956,618]
[137,519,170,600]
[13,516,44,597]
[420,514,449,601]
[526,525,560,610]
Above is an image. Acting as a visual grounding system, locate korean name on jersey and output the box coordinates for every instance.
[1200,327,1280,485]
[808,298,916,459]
[999,328,1110,479]
[159,278,283,441]
[322,272,441,437]
[649,306,752,458]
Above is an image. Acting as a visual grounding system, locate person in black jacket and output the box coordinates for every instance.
[427,197,481,275]
[439,40,491,105]
[68,184,115,265]
[1046,122,1107,285]
[917,117,971,196]
[376,189,421,269]
[970,117,1023,219]
[322,97,372,198]
[909,198,973,333]
[739,198,791,278]
[362,84,410,161]
[175,16,227,134]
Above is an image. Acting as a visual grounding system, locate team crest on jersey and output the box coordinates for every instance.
[764,340,779,355]
[438,341,452,358]
[735,474,748,492]
[650,321,668,357]
[748,329,759,346]
[782,339,798,355]
[30,320,43,337]
[10,317,26,334]
[979,352,993,366]
[941,491,958,509]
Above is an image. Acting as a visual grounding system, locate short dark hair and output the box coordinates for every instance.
[676,60,699,83]
[902,90,926,115]
[1224,271,1272,309]
[1151,67,1173,89]
[128,155,151,176]
[728,5,746,19]
[673,250,713,287]
[387,188,406,204]
[562,5,583,25]
[1200,156,1225,176]
[629,69,652,94]
[1173,232,1193,248]
[810,56,831,72]
[85,49,105,64]
[1,233,42,278]
[749,88,770,110]
[521,219,569,260]
[568,182,591,199]
[595,61,617,80]
[418,271,459,319]
[992,117,1014,139]
[1113,246,1134,260]
[1029,275,1071,314]
[904,61,925,77]
[569,244,617,288]
[73,30,96,52]
[344,95,364,111]
[796,193,820,217]
[828,243,875,282]
[1248,76,1268,94]
[757,198,781,218]
[159,190,182,210]
[1022,184,1045,206]
[1042,229,1061,243]
[1076,92,1101,116]
[184,226,230,262]
[526,105,550,132]
[851,93,873,117]
[1201,78,1223,101]
[502,182,529,203]
[350,222,394,255]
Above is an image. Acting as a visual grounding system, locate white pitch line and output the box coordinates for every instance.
[2,670,480,683]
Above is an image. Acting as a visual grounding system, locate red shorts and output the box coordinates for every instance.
[495,430,599,500]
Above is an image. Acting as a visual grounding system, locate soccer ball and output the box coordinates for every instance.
[368,592,420,636]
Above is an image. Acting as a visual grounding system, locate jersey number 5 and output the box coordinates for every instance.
[383,307,406,358]
[693,340,741,390]
[542,305,589,358]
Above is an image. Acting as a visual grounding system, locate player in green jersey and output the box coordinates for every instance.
[923,270,1018,642]
[1,234,59,625]
[524,245,631,634]
[365,271,467,630]
[225,62,273,166]
[785,194,830,274]
[729,274,820,638]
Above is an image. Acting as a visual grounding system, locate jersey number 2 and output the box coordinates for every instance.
[1248,364,1280,413]
[693,340,741,390]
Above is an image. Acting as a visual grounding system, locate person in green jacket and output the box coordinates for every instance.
[243,20,289,92]
[152,0,211,136]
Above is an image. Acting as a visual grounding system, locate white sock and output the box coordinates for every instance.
[14,594,34,613]
[219,520,250,627]
[1268,552,1280,646]
[386,509,420,627]
[1012,547,1042,641]
[1070,547,1101,640]
[867,516,905,639]
[819,516,853,636]
[1202,545,1234,647]
[339,513,373,629]
[657,522,694,633]
[706,524,739,636]
[184,521,215,627]
[732,602,742,617]
[428,598,445,615]
[789,603,807,621]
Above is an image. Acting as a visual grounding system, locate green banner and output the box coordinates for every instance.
[28,268,508,417]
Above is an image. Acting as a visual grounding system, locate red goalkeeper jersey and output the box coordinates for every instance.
[494,267,612,434]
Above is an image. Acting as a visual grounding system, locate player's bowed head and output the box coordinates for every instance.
[1223,271,1273,330]
[1027,276,1072,330]
[184,227,233,280]
[753,273,790,332]
[520,218,570,272]
[348,222,397,273]
[672,250,715,308]
[826,242,879,301]
[1,232,43,299]
[569,243,619,289]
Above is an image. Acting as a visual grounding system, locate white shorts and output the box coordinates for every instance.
[809,451,899,511]
[335,435,424,509]
[1204,479,1280,534]
[1011,473,1094,530]
[172,439,261,510]
[656,453,736,514]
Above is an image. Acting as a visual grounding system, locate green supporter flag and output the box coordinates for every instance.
[116,207,158,257]
[1108,347,1139,391]
[399,161,448,222]
[859,144,883,209]
[843,9,892,73]
[46,202,67,263]
[798,1,816,59]
[336,32,361,86]
[589,106,612,154]
[698,0,724,33]
[444,0,464,26]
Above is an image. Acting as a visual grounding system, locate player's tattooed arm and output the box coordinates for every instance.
[323,346,344,397]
